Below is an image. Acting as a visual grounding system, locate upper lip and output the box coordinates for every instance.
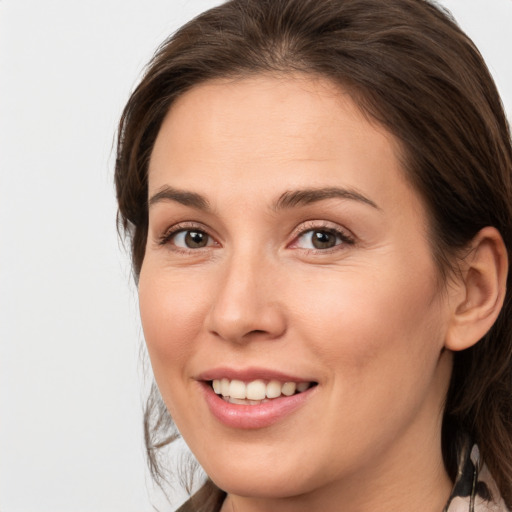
[196,366,316,383]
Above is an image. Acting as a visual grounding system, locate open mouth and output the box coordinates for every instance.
[210,378,317,405]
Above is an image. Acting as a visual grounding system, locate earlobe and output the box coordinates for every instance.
[445,227,508,352]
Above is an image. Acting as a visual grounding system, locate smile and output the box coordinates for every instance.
[211,378,315,405]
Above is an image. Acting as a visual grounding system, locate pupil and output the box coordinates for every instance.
[313,230,335,249]
[185,231,207,248]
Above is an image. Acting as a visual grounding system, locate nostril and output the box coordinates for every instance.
[246,329,268,337]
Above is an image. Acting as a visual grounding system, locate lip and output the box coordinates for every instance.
[197,366,315,383]
[196,367,317,429]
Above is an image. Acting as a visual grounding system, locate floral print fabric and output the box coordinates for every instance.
[444,442,508,512]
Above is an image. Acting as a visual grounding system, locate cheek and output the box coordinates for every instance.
[290,261,446,382]
[138,267,208,372]
[137,266,215,429]
[287,263,449,463]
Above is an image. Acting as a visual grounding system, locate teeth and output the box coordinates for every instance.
[221,378,230,396]
[246,379,266,400]
[266,380,282,399]
[297,382,309,392]
[281,382,296,396]
[211,378,312,400]
[229,379,246,399]
[226,397,270,405]
[228,397,250,405]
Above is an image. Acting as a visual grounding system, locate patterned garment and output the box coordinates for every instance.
[444,442,508,512]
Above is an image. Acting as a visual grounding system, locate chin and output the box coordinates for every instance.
[196,444,327,500]
[210,469,313,500]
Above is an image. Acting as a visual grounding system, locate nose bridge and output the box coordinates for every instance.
[206,243,285,343]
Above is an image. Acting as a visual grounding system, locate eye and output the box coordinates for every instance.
[172,229,213,249]
[159,226,218,250]
[294,227,352,250]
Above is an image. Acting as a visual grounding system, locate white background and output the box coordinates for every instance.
[0,1,511,511]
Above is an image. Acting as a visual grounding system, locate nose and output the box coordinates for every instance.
[205,252,287,344]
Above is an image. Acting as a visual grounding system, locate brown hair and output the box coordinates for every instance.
[115,0,512,508]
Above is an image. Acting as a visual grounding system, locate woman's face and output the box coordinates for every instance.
[139,75,453,503]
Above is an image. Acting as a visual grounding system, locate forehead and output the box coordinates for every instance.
[148,74,412,212]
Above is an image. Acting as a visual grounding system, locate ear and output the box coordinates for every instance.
[445,227,508,351]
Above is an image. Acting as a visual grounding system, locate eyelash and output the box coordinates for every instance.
[289,221,355,253]
[157,222,215,250]
[157,221,355,253]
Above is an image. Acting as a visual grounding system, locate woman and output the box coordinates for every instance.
[115,0,512,510]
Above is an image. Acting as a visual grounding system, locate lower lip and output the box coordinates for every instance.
[200,382,316,429]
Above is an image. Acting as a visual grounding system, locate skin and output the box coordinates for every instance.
[139,75,456,512]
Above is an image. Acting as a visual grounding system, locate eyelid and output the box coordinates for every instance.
[156,219,354,252]
[157,221,220,249]
[288,220,355,250]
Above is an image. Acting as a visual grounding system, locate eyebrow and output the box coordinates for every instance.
[148,185,211,211]
[148,185,379,212]
[274,187,379,211]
